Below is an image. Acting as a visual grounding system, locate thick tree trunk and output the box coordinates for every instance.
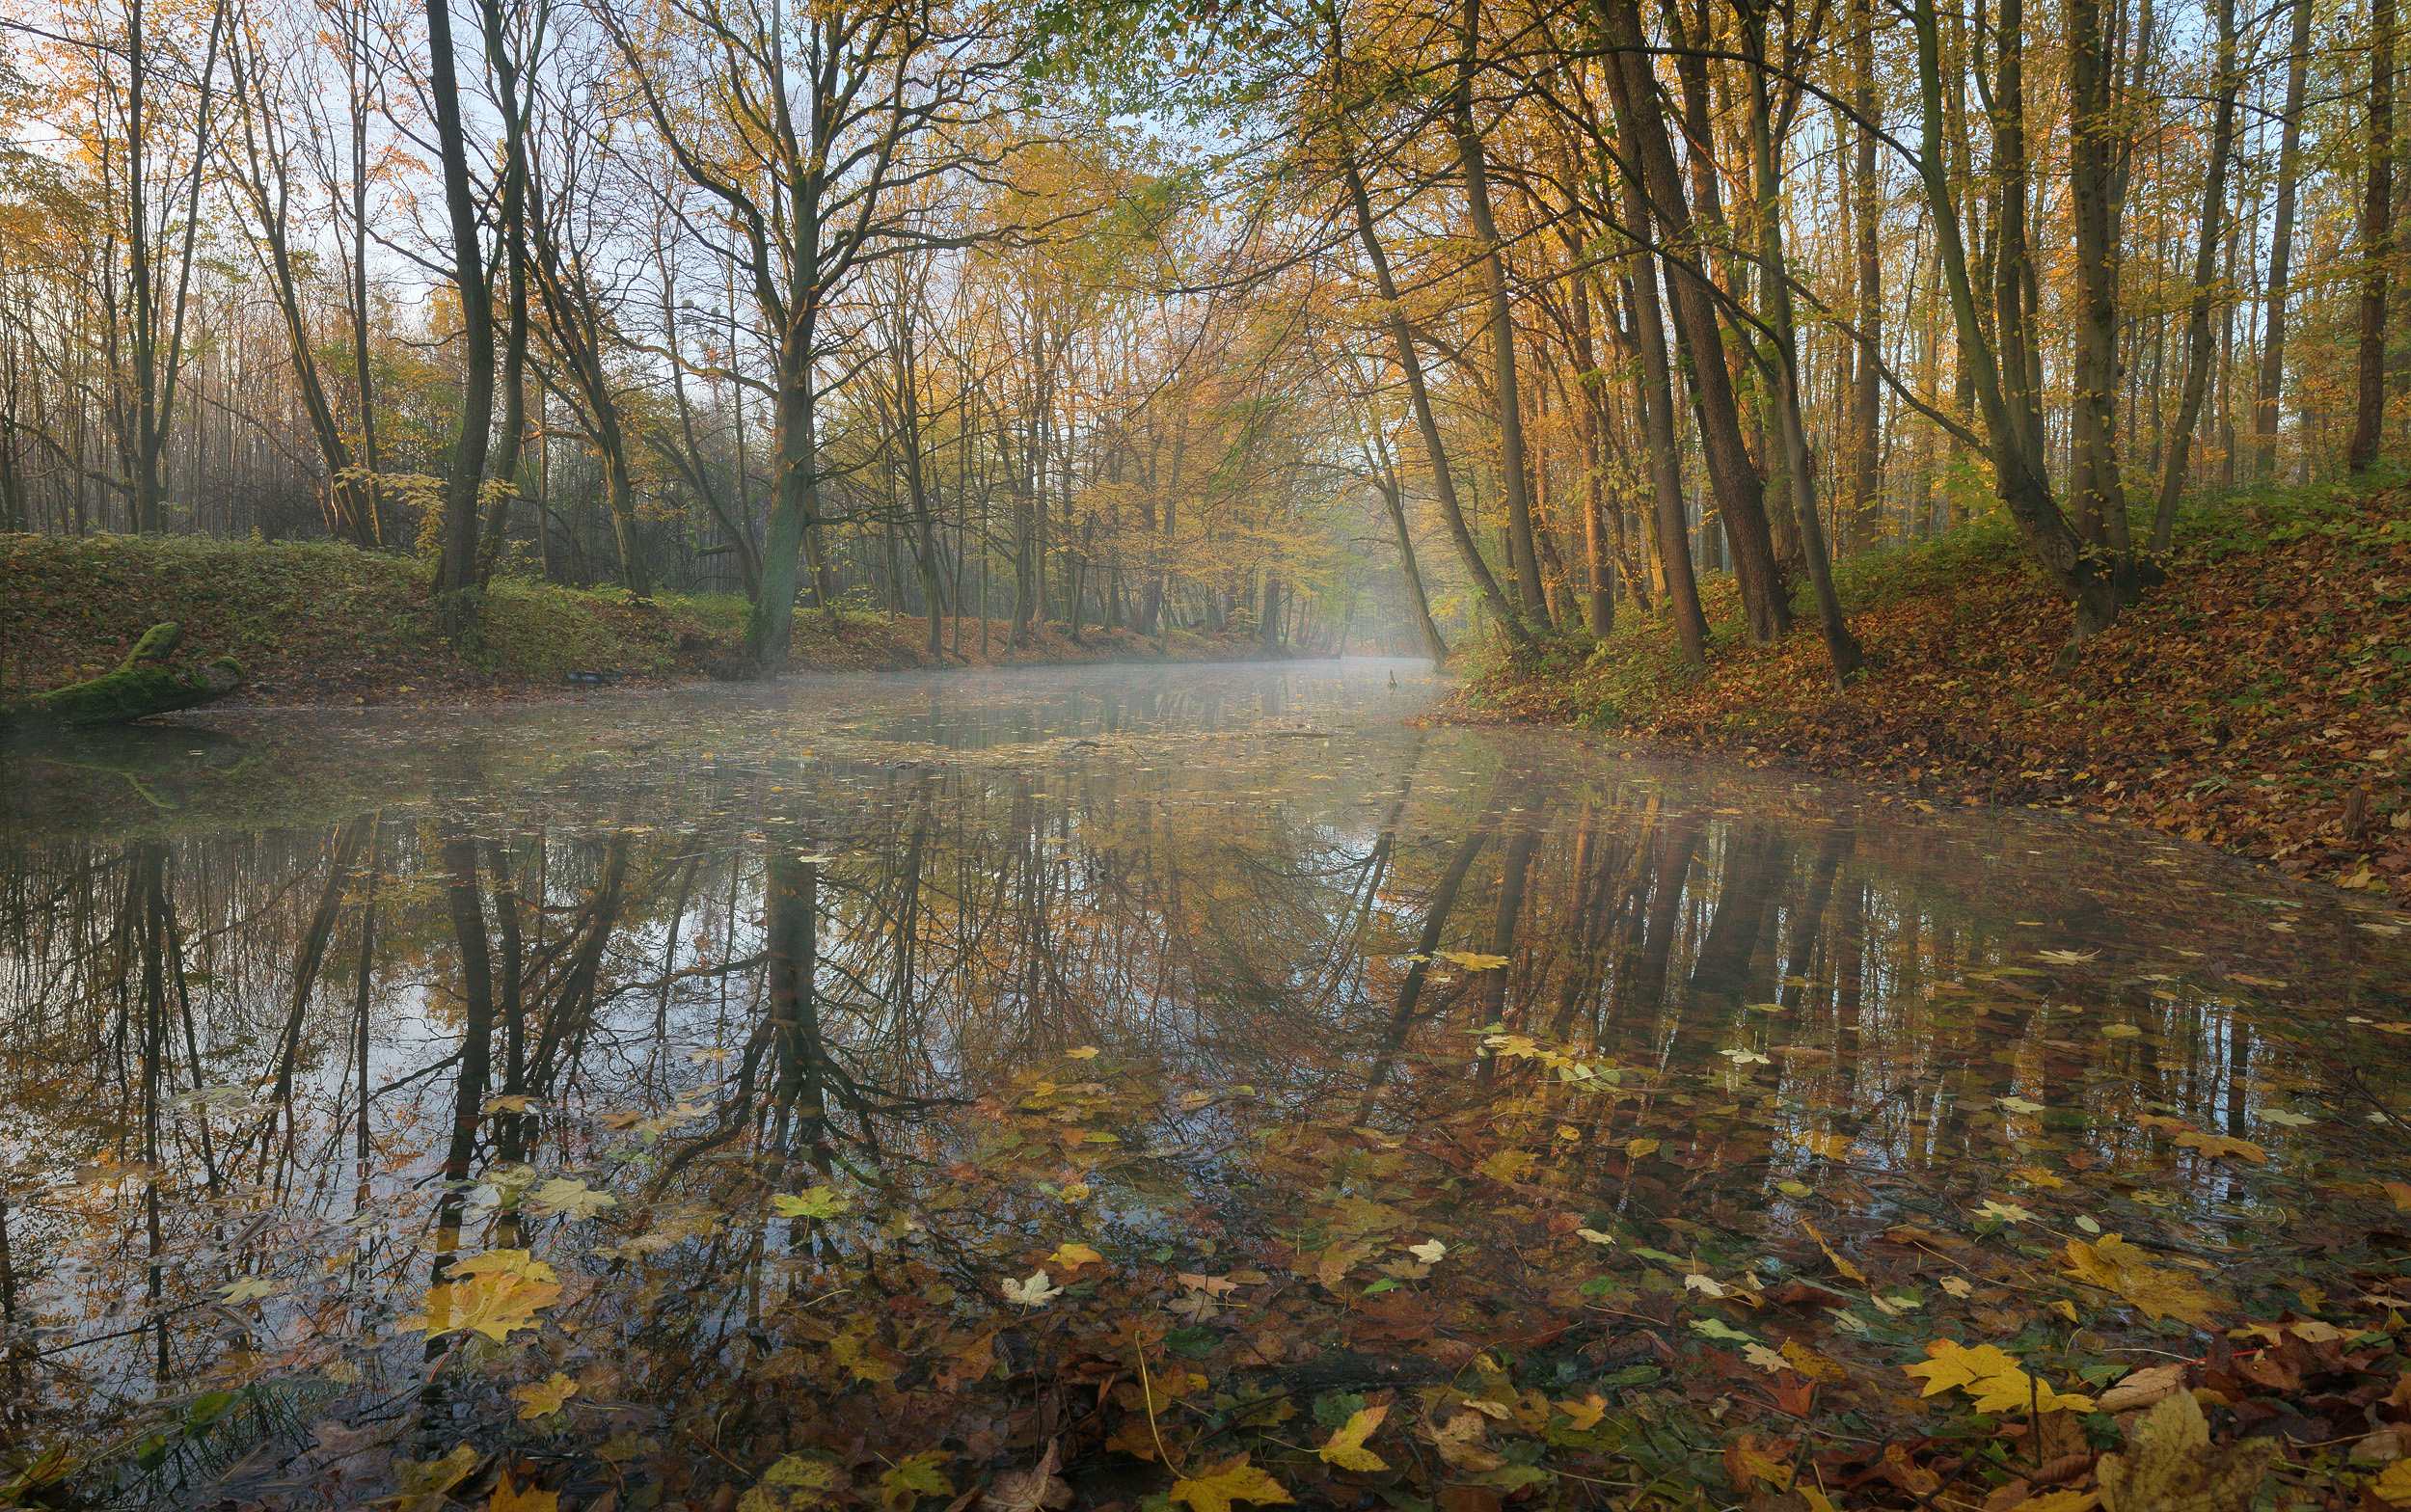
[1845,0,1883,554]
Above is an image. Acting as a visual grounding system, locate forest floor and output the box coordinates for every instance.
[0,535,1285,709]
[1452,481,2411,907]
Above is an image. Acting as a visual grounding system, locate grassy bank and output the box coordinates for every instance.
[0,535,1273,708]
[1455,484,2411,905]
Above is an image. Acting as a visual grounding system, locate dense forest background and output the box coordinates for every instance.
[0,0,2396,670]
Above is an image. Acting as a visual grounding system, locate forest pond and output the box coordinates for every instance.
[6,659,2411,1507]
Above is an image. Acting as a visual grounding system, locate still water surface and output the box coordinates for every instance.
[3,658,2406,1498]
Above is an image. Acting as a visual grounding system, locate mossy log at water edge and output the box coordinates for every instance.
[3,620,244,730]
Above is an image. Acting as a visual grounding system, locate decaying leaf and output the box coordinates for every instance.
[512,1371,580,1420]
[1427,1410,1504,1471]
[2094,1363,2184,1413]
[742,1454,851,1512]
[2061,1235,2225,1329]
[877,1453,954,1512]
[2095,1391,2275,1512]
[1000,1270,1060,1307]
[488,1474,559,1512]
[772,1186,851,1221]
[2173,1132,2267,1163]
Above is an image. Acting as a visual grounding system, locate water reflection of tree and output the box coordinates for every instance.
[0,733,2366,1467]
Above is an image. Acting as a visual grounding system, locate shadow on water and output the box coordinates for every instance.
[2,657,2407,1505]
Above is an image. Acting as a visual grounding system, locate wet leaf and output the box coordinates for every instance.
[1903,1338,2096,1415]
[1435,951,1508,971]
[1000,1270,1060,1307]
[401,1271,562,1342]
[2174,1132,2266,1163]
[1170,1455,1295,1512]
[1315,1404,1389,1471]
[2095,1391,2274,1512]
[525,1177,616,1219]
[2061,1236,2225,1328]
[489,1474,558,1512]
[512,1371,580,1420]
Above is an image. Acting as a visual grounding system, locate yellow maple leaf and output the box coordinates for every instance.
[1170,1455,1296,1512]
[512,1371,580,1420]
[452,1249,558,1283]
[1903,1338,2095,1416]
[2173,1132,2266,1163]
[2061,1236,2224,1330]
[1435,950,1509,971]
[1046,1242,1103,1270]
[1556,1392,1610,1430]
[2096,1391,2274,1512]
[489,1474,559,1512]
[1316,1404,1389,1472]
[401,1271,562,1342]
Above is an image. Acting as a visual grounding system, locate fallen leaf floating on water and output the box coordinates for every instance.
[1315,1404,1389,1472]
[401,1270,562,1343]
[511,1370,580,1420]
[2035,949,2100,965]
[2061,1235,2226,1328]
[2095,1390,2276,1512]
[1000,1271,1060,1307]
[1065,1046,1099,1059]
[1903,1337,2097,1415]
[1743,1342,1791,1373]
[1720,1048,1772,1066]
[1404,1239,1446,1263]
[1573,1228,1616,1245]
[2174,1131,2268,1163]
[524,1177,616,1220]
[1998,1095,2046,1114]
[1977,1200,2036,1223]
[772,1186,851,1220]
[1425,1411,1504,1472]
[2260,1109,2317,1126]
[1433,950,1508,971]
[1170,1454,1297,1512]
[1046,1241,1103,1269]
[217,1277,280,1305]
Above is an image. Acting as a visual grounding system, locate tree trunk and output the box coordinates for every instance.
[2150,0,2239,552]
[2353,0,2397,475]
[1594,0,1791,644]
[1452,0,1550,629]
[2254,0,2313,478]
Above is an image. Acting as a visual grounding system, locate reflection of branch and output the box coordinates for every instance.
[604,954,763,1001]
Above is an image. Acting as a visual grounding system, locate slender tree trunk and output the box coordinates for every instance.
[1594,0,1791,644]
[1340,150,1536,655]
[2353,0,2397,475]
[1742,0,1861,680]
[1452,0,1550,628]
[1845,0,1883,554]
[426,0,494,614]
[2255,0,2312,478]
[2151,0,2239,550]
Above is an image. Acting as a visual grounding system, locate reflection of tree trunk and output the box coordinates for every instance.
[1689,824,1787,1000]
[527,835,629,1093]
[352,817,380,1217]
[1777,824,1852,1012]
[1832,880,1866,1101]
[433,826,494,1302]
[487,840,528,1173]
[1624,815,1702,1032]
[1359,810,1497,1116]
[1475,819,1543,1085]
[266,819,369,1158]
[765,851,830,1177]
